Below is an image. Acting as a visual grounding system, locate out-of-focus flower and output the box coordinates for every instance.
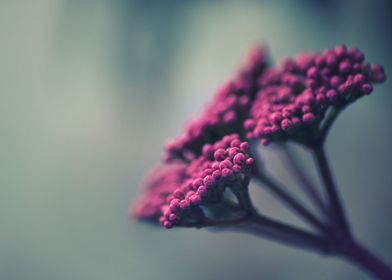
[164,45,269,161]
[131,162,188,221]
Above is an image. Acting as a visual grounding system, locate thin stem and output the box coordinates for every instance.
[222,198,241,211]
[253,172,327,233]
[250,213,331,253]
[194,165,330,253]
[339,238,392,280]
[279,143,328,217]
[207,212,331,254]
[318,107,341,143]
[249,144,327,232]
[233,173,328,251]
[312,144,350,234]
[231,176,255,216]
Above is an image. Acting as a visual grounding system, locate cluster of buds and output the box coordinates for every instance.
[133,134,253,228]
[132,44,386,229]
[131,43,392,280]
[132,162,187,220]
[164,45,268,161]
[244,45,386,145]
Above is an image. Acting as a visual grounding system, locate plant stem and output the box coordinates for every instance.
[233,176,254,214]
[279,143,328,217]
[249,142,327,232]
[207,212,331,254]
[312,144,350,234]
[319,107,341,143]
[339,238,392,279]
[252,162,327,233]
[249,213,330,253]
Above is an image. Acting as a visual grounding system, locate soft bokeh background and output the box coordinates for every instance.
[1,0,391,279]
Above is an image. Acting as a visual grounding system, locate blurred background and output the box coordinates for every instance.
[1,0,391,279]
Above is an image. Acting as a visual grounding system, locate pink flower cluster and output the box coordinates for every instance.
[164,45,268,161]
[133,134,254,228]
[132,162,187,220]
[244,45,386,145]
[132,44,386,229]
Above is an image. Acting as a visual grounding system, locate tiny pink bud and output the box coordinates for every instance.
[330,76,342,88]
[292,117,300,126]
[281,118,293,131]
[169,199,180,208]
[211,162,220,170]
[202,144,214,157]
[306,67,319,79]
[326,89,338,102]
[339,60,352,74]
[361,84,373,95]
[232,164,241,172]
[222,168,233,177]
[302,105,311,113]
[223,111,236,123]
[302,113,316,124]
[219,159,232,169]
[212,170,221,179]
[173,189,184,198]
[163,221,173,229]
[230,139,241,148]
[244,119,256,130]
[315,56,326,67]
[239,96,250,107]
[240,142,249,152]
[233,153,246,165]
[169,214,177,221]
[260,138,269,145]
[214,149,226,161]
[203,175,214,187]
[263,126,272,136]
[316,94,326,105]
[335,44,347,59]
[192,178,203,188]
[197,186,207,196]
[179,200,190,209]
[353,74,365,84]
[189,195,201,205]
[326,54,337,67]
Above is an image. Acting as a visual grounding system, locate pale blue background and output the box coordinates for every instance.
[1,0,391,279]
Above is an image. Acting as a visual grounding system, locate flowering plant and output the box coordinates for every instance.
[131,44,390,279]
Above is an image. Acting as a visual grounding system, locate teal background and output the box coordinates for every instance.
[1,1,391,279]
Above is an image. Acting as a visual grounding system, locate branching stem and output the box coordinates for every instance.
[279,144,328,217]
[312,144,350,234]
[249,143,327,232]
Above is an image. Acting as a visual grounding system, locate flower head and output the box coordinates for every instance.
[133,134,253,228]
[244,44,386,145]
[164,45,269,161]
